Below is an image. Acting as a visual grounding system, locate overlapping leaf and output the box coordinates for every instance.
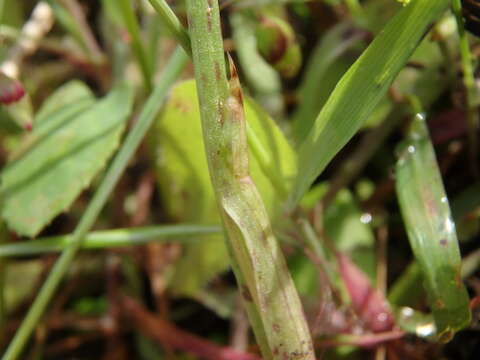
[150,79,296,296]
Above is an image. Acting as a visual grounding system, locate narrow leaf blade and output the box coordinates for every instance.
[289,0,450,208]
[395,114,471,341]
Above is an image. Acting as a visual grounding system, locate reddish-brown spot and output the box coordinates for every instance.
[272,323,281,333]
[470,296,480,310]
[241,285,253,302]
[455,269,463,289]
[207,10,212,32]
[24,122,33,131]
[261,227,271,244]
[435,299,445,309]
[217,101,225,126]
[214,62,221,81]
[439,238,448,247]
[273,347,279,355]
[172,99,191,113]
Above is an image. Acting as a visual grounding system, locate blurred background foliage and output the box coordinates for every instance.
[0,0,479,359]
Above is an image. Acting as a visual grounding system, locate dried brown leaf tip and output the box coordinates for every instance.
[0,72,25,105]
[227,54,243,106]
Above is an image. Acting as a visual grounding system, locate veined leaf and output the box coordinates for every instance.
[288,0,451,208]
[0,84,134,237]
[395,113,471,341]
[34,80,94,123]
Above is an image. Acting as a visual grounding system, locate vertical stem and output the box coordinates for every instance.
[1,48,188,360]
[118,0,153,92]
[185,1,315,359]
[452,0,479,177]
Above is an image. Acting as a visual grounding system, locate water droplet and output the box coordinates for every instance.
[360,213,372,224]
[407,145,416,154]
[441,196,447,203]
[416,322,436,337]
[415,112,426,122]
[376,312,388,323]
[401,307,414,318]
[444,218,455,234]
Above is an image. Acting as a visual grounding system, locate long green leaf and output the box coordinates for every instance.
[0,225,220,257]
[288,0,450,208]
[395,113,470,342]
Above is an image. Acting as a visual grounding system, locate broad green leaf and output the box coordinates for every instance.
[0,84,134,237]
[288,0,451,209]
[35,80,94,123]
[150,79,296,296]
[395,114,471,341]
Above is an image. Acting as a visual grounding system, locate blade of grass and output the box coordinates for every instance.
[288,0,451,209]
[1,47,188,360]
[0,225,220,257]
[46,0,104,63]
[185,1,314,359]
[118,0,153,91]
[147,0,191,55]
[395,112,471,342]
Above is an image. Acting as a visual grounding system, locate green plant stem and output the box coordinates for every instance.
[147,0,191,55]
[118,0,153,91]
[1,47,188,360]
[145,1,288,200]
[146,0,289,204]
[185,1,315,359]
[0,225,220,257]
[452,0,479,177]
